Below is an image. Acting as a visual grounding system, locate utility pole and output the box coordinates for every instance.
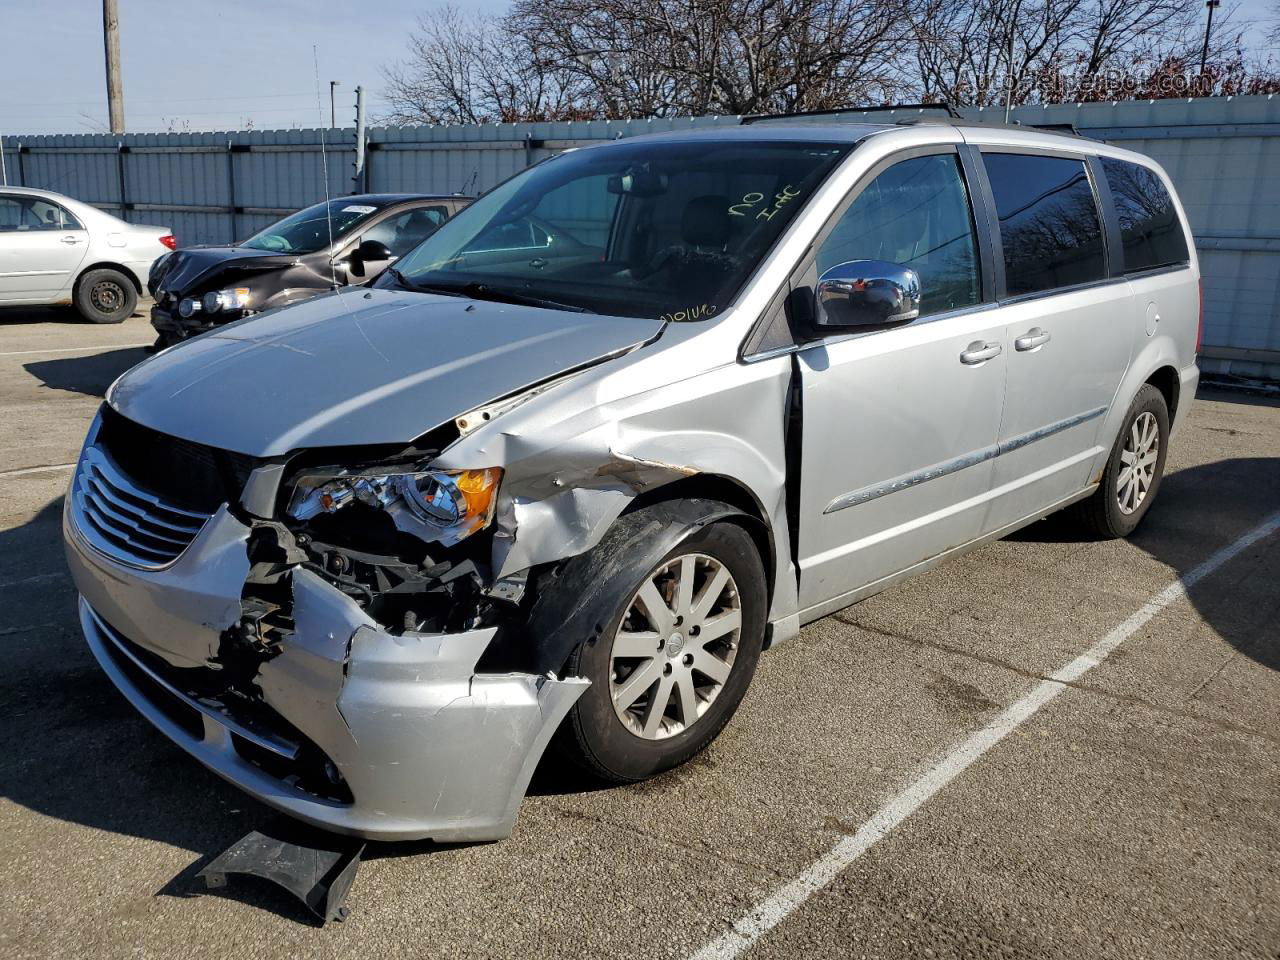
[1200,0,1221,77]
[102,0,125,133]
[353,86,367,193]
[1003,0,1021,124]
[0,129,7,186]
[329,81,340,128]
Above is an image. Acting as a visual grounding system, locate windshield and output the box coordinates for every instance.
[241,200,385,254]
[382,139,851,319]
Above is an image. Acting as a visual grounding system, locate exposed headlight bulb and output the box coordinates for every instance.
[287,466,502,547]
[202,287,252,313]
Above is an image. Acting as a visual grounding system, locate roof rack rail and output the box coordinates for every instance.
[740,102,962,125]
[740,104,1086,139]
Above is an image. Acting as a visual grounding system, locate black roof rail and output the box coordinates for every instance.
[740,104,1088,139]
[740,102,962,125]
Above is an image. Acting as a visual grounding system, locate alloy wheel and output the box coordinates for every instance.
[609,552,741,740]
[1117,411,1160,515]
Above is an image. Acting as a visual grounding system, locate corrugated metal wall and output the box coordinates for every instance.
[2,96,1276,375]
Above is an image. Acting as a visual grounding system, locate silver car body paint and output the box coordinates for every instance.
[110,287,664,456]
[65,122,1200,840]
[0,186,171,304]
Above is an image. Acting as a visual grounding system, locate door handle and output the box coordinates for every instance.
[60,235,83,245]
[1014,327,1052,351]
[960,340,1002,365]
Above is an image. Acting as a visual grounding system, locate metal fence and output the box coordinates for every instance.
[3,96,1277,377]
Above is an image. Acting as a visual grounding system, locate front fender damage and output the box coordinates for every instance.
[483,433,704,590]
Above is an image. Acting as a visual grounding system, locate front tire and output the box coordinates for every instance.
[1065,384,1170,538]
[548,504,767,783]
[75,268,137,324]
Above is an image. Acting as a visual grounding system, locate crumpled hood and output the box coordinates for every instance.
[148,245,296,297]
[109,288,663,457]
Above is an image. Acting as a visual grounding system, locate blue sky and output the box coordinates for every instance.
[0,0,505,135]
[0,0,1275,136]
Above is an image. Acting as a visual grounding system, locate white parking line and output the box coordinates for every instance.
[0,343,150,358]
[0,462,76,478]
[689,510,1280,960]
[0,572,66,589]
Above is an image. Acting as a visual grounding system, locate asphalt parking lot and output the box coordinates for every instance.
[1,308,1278,960]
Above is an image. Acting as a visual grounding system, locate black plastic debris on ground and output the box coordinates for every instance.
[197,819,366,924]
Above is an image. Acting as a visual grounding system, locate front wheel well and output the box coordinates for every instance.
[622,474,776,608]
[75,262,143,295]
[1144,365,1180,422]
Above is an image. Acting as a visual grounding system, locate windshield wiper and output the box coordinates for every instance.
[384,267,463,296]
[386,274,594,313]
[449,281,594,314]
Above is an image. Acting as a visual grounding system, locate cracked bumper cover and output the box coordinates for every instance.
[64,503,588,842]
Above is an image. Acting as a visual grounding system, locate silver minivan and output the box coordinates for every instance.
[63,121,1200,842]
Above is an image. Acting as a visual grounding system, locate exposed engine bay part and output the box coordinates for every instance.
[197,820,365,925]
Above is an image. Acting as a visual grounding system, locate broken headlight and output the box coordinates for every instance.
[287,466,501,547]
[201,287,252,314]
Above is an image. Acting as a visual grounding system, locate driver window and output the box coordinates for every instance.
[817,153,980,318]
[362,206,449,258]
[0,196,82,232]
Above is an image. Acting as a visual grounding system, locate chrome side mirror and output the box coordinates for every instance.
[814,259,921,329]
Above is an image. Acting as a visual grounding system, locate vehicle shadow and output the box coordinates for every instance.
[1,304,148,326]
[1011,450,1280,671]
[1,451,1276,924]
[23,347,150,398]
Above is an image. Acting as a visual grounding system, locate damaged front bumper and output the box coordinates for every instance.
[64,500,587,842]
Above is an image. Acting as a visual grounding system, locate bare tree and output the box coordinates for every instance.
[513,0,918,116]
[910,0,1216,106]
[381,0,1276,124]
[382,7,592,124]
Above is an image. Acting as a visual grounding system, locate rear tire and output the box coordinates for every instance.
[549,503,767,783]
[75,268,137,324]
[1064,384,1169,539]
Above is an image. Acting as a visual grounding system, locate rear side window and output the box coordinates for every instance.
[983,153,1106,297]
[1101,158,1189,273]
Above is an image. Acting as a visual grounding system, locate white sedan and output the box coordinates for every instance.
[0,186,175,323]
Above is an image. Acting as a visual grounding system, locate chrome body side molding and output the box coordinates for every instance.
[824,405,1107,514]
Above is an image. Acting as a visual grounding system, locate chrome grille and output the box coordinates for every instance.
[71,445,212,568]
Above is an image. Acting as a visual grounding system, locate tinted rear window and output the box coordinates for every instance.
[1101,158,1189,273]
[983,153,1106,297]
